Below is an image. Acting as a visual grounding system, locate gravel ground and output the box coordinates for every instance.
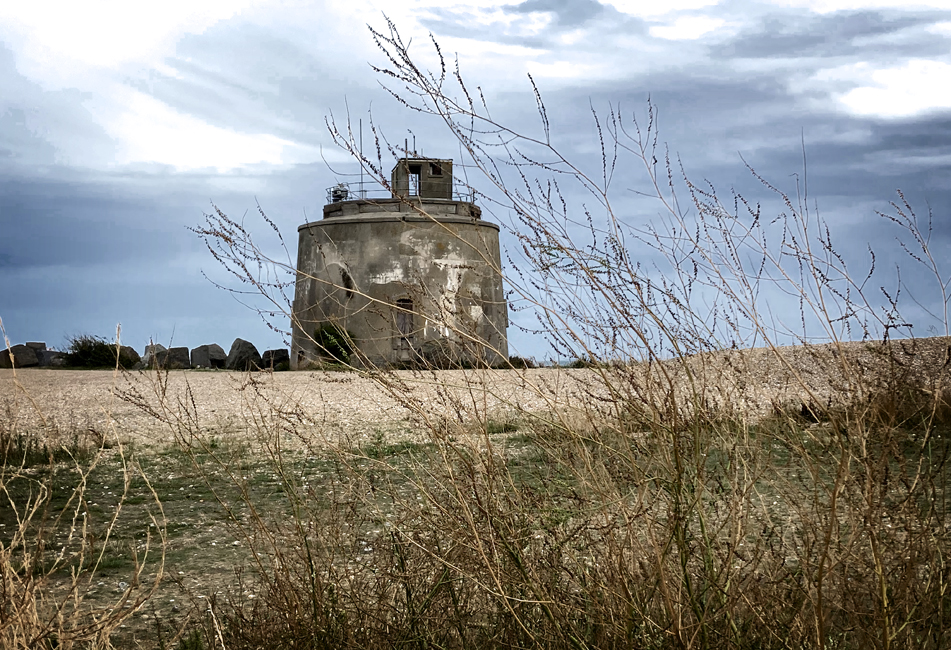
[3,336,949,450]
[0,367,593,450]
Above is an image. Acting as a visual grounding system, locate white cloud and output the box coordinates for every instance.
[837,60,951,118]
[650,16,726,40]
[96,90,314,170]
[526,59,605,79]
[926,21,951,36]
[0,0,261,85]
[795,59,951,118]
[772,0,951,12]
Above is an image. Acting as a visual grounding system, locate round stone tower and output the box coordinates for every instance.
[291,157,508,369]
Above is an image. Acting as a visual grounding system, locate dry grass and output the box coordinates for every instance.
[0,349,166,649]
[6,333,950,649]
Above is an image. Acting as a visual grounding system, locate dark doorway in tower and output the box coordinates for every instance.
[395,298,415,360]
[408,163,421,196]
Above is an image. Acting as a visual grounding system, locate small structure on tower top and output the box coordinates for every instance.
[391,158,452,199]
[291,155,508,369]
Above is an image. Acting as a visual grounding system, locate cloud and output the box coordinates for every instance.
[650,15,727,39]
[0,44,117,168]
[714,10,944,59]
[0,0,261,85]
[93,89,310,171]
[601,0,721,16]
[836,59,951,117]
[503,0,605,26]
[774,0,951,13]
[0,171,192,269]
[0,107,58,165]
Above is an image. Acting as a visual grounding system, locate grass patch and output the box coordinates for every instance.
[486,419,519,435]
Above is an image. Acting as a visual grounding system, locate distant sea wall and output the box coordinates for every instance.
[0,339,289,371]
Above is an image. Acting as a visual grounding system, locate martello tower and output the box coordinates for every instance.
[290,157,508,369]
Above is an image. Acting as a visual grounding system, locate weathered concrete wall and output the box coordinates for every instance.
[291,197,508,369]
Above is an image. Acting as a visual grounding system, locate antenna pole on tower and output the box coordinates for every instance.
[359,119,364,198]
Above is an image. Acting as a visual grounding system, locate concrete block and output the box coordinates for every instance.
[39,350,66,367]
[191,344,227,369]
[0,344,39,368]
[262,348,290,370]
[155,347,191,369]
[142,344,167,367]
[226,339,262,371]
[119,346,141,366]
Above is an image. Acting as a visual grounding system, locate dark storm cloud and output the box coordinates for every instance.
[0,161,311,352]
[0,45,183,276]
[528,109,949,338]
[600,78,951,210]
[475,59,951,314]
[715,10,948,60]
[0,169,208,269]
[871,117,951,156]
[0,19,452,352]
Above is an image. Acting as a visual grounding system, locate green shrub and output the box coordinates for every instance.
[567,355,599,369]
[175,628,206,650]
[313,323,354,364]
[64,334,137,368]
[506,356,537,369]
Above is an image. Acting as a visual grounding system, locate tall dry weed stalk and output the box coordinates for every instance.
[172,21,951,650]
[0,322,165,649]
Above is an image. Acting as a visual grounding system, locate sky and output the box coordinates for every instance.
[0,0,949,360]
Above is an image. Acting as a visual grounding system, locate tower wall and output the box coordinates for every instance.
[291,197,508,369]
